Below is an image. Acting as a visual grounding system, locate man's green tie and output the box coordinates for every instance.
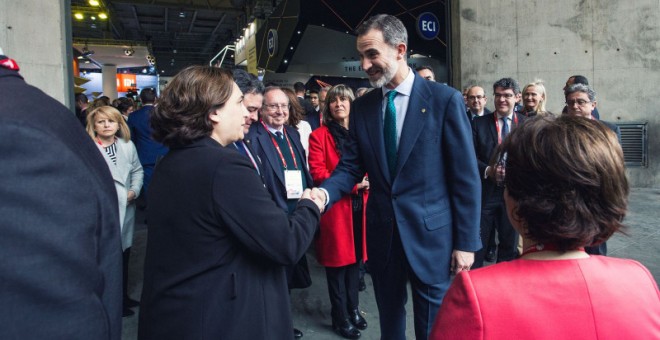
[384,90,398,177]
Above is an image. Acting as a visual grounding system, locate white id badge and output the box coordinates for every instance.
[285,170,304,199]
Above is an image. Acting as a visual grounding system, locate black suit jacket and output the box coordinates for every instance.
[472,112,526,201]
[139,137,319,340]
[0,67,122,339]
[246,122,314,212]
[305,108,322,131]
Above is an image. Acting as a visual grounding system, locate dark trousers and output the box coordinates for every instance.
[325,263,360,320]
[371,227,447,340]
[473,192,519,268]
[122,247,132,302]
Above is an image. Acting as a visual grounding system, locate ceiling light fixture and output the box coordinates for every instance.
[89,0,100,6]
[146,54,156,66]
[98,13,107,20]
[124,47,135,56]
[74,13,84,20]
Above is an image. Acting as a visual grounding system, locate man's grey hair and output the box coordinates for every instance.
[565,83,596,102]
[356,14,408,49]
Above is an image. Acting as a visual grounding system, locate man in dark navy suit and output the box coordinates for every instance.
[0,51,122,339]
[246,86,313,339]
[127,88,169,201]
[314,15,481,339]
[472,78,526,269]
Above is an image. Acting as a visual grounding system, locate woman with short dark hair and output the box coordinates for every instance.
[138,65,322,340]
[309,84,369,339]
[431,115,660,339]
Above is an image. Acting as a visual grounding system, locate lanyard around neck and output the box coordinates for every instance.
[262,121,299,170]
[494,113,518,144]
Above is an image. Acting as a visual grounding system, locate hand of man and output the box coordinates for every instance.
[127,190,136,203]
[451,250,474,275]
[302,188,325,213]
[310,187,327,208]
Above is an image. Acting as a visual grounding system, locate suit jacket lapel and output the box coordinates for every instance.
[488,114,498,143]
[362,88,392,183]
[396,76,428,175]
[256,124,286,186]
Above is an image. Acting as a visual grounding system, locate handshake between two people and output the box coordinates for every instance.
[300,188,328,213]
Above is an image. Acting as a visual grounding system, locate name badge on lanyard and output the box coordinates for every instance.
[264,123,304,199]
[285,170,303,199]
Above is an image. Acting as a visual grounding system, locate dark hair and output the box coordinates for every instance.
[323,84,355,125]
[88,96,111,112]
[112,97,135,115]
[75,93,89,104]
[502,115,628,251]
[232,69,264,95]
[493,77,521,95]
[571,75,589,85]
[415,65,433,73]
[293,82,306,93]
[281,87,304,128]
[151,66,234,147]
[309,89,319,96]
[140,87,157,104]
[356,14,407,49]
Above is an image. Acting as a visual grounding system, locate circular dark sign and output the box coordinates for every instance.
[267,29,278,57]
[416,12,440,40]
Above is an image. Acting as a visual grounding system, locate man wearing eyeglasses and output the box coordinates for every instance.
[465,85,491,121]
[563,83,621,257]
[471,77,526,269]
[245,86,313,339]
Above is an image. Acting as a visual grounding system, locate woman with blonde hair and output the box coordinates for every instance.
[521,80,548,117]
[86,105,143,317]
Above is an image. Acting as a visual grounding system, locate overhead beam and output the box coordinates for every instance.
[188,11,198,33]
[201,13,228,54]
[111,1,243,14]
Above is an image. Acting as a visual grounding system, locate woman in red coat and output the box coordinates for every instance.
[431,115,660,339]
[308,84,369,339]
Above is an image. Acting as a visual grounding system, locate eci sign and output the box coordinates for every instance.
[416,12,440,40]
[267,29,278,57]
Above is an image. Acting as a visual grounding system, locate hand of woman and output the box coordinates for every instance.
[127,190,136,203]
[357,176,369,190]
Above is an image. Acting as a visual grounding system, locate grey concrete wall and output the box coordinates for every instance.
[454,0,660,188]
[0,0,73,108]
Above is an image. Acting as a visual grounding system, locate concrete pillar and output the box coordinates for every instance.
[0,0,73,109]
[102,64,118,100]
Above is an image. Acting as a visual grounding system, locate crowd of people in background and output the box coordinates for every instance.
[2,12,659,340]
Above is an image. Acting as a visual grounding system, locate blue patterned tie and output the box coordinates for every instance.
[501,117,509,140]
[384,90,398,177]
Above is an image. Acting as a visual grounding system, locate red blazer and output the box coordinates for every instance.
[308,126,368,267]
[431,256,660,339]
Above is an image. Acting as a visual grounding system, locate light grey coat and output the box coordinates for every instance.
[98,138,143,250]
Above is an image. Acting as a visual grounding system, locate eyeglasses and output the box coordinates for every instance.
[467,95,485,100]
[565,99,591,106]
[494,93,515,99]
[263,103,290,112]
